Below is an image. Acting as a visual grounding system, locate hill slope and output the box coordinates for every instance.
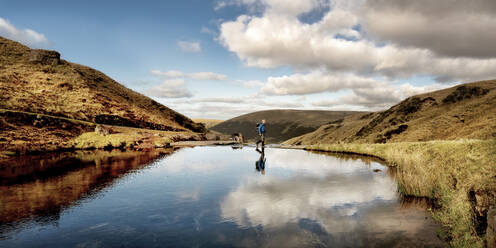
[285,80,496,145]
[0,36,205,152]
[0,36,204,132]
[193,119,224,129]
[210,110,365,143]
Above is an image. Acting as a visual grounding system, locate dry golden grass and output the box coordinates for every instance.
[193,119,224,129]
[69,125,203,150]
[306,139,496,247]
[0,36,204,133]
[0,109,202,155]
[285,80,496,145]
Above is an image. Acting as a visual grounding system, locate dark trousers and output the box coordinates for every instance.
[256,133,265,147]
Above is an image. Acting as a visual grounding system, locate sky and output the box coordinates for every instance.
[1,0,496,120]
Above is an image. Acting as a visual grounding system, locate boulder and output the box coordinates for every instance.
[29,49,60,65]
[95,124,111,136]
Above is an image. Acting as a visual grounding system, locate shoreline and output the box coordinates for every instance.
[1,139,494,247]
[288,139,495,248]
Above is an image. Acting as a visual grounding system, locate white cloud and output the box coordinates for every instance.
[164,94,308,119]
[178,97,246,104]
[144,79,193,98]
[361,0,496,58]
[189,72,228,80]
[217,0,496,82]
[238,79,265,88]
[151,70,227,81]
[312,82,451,109]
[214,1,228,11]
[257,69,452,109]
[262,71,383,95]
[0,17,49,48]
[177,41,202,52]
[150,70,185,77]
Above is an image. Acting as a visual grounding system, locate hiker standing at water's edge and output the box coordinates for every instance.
[256,119,266,149]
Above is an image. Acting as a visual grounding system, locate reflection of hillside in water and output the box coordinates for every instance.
[0,149,173,229]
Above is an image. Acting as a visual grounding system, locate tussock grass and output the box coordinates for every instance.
[306,139,496,247]
[70,128,181,150]
[0,36,204,133]
[285,81,496,146]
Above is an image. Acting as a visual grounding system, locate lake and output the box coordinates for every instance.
[0,146,445,247]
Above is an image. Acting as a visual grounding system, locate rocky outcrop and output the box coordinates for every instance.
[28,49,60,65]
[94,114,188,132]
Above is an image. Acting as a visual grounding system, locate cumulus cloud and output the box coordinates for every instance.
[361,0,496,58]
[173,95,303,107]
[312,82,450,109]
[165,95,306,119]
[0,17,49,48]
[151,70,185,77]
[215,0,329,16]
[262,71,384,95]
[214,1,228,11]
[178,97,246,104]
[189,72,228,80]
[258,69,451,109]
[177,41,202,52]
[144,79,193,98]
[238,79,265,88]
[151,70,227,80]
[218,0,496,82]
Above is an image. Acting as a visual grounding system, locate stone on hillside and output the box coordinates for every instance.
[29,49,60,65]
[95,124,111,136]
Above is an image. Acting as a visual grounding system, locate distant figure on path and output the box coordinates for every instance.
[255,146,266,175]
[256,119,266,149]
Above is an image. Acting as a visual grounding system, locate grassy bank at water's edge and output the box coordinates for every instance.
[305,139,496,247]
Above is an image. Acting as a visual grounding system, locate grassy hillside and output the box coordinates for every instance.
[304,139,496,247]
[210,109,364,143]
[0,36,205,152]
[193,119,224,129]
[285,80,496,145]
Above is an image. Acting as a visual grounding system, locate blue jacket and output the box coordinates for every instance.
[258,123,266,134]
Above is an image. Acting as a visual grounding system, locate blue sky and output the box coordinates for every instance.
[1,0,495,119]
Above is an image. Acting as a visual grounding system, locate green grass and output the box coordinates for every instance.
[305,139,496,247]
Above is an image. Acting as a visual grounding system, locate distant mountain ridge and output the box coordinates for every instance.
[210,109,365,143]
[285,80,496,145]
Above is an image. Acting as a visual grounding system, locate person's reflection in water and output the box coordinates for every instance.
[255,146,266,175]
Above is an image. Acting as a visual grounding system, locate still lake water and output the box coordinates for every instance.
[0,146,445,247]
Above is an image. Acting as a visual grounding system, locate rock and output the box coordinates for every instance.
[488,208,496,248]
[231,133,244,143]
[28,49,61,65]
[94,124,111,136]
